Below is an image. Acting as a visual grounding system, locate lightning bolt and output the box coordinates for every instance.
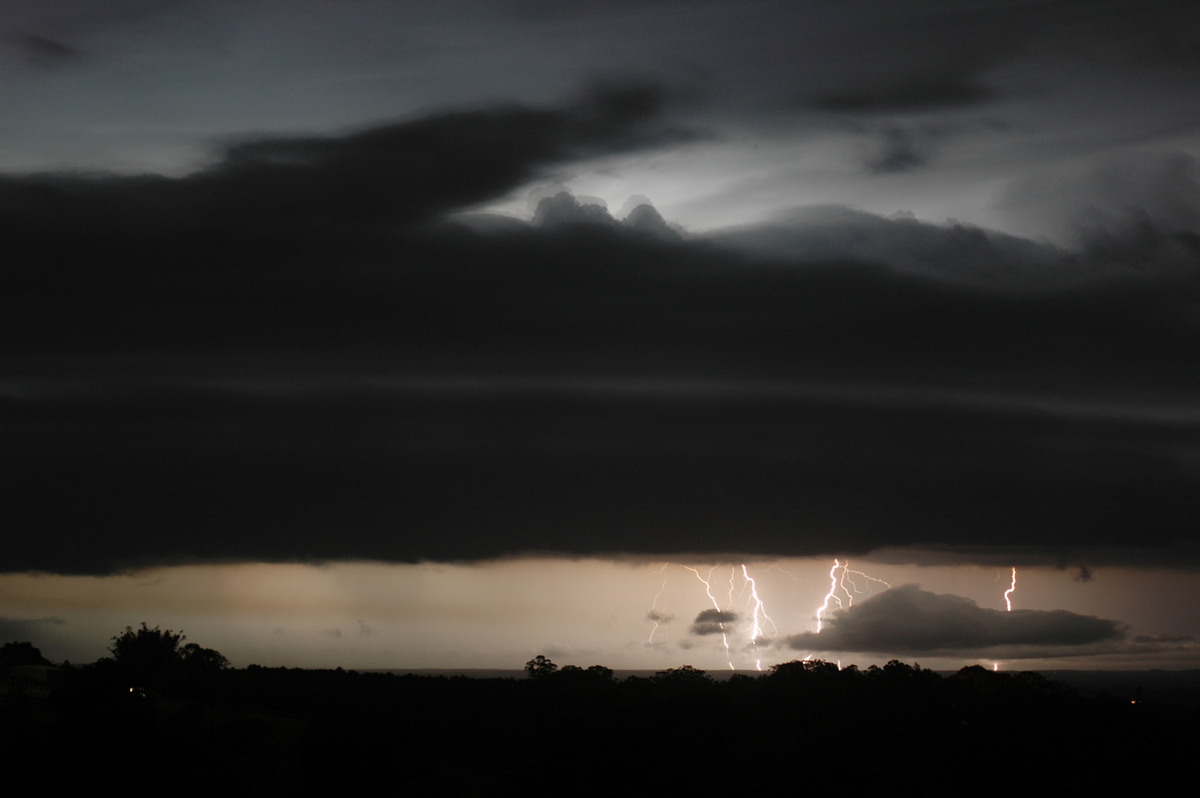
[1004,566,1017,612]
[840,563,891,605]
[992,567,1019,671]
[815,559,843,634]
[647,561,850,670]
[682,565,734,670]
[647,563,671,643]
[764,562,805,583]
[741,564,777,671]
[815,559,892,633]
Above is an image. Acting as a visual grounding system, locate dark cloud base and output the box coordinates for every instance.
[786,586,1125,658]
[4,91,1200,574]
[690,609,739,636]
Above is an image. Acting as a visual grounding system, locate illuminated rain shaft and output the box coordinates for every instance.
[1004,567,1017,611]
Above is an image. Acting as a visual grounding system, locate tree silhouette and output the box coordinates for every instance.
[0,641,50,668]
[651,665,711,687]
[768,659,840,679]
[524,654,557,679]
[105,624,231,694]
[585,664,614,681]
[180,642,230,672]
[108,623,190,688]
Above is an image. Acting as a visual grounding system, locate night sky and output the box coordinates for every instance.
[4,0,1200,671]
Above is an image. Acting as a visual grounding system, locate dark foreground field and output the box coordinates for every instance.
[3,657,1193,795]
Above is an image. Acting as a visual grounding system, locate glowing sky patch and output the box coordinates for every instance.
[3,558,1198,671]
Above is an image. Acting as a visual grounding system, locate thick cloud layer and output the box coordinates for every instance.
[690,609,740,636]
[785,586,1125,658]
[3,82,1200,574]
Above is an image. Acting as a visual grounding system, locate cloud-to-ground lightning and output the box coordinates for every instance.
[815,560,843,634]
[741,564,777,671]
[840,563,892,605]
[682,565,734,670]
[645,562,787,670]
[994,567,1020,670]
[647,564,671,643]
[814,559,892,633]
[797,559,895,664]
[1004,567,1017,612]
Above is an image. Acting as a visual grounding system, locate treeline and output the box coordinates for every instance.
[2,638,1192,794]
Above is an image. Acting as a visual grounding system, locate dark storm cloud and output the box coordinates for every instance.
[785,586,1124,657]
[805,3,1023,113]
[806,1,1200,115]
[997,152,1200,250]
[1041,0,1200,70]
[711,204,1069,281]
[504,0,693,20]
[3,85,1200,574]
[690,609,739,636]
[862,120,1000,176]
[15,33,81,67]
[646,610,674,624]
[814,79,994,114]
[0,80,683,245]
[867,127,933,174]
[1132,634,1196,645]
[202,80,684,224]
